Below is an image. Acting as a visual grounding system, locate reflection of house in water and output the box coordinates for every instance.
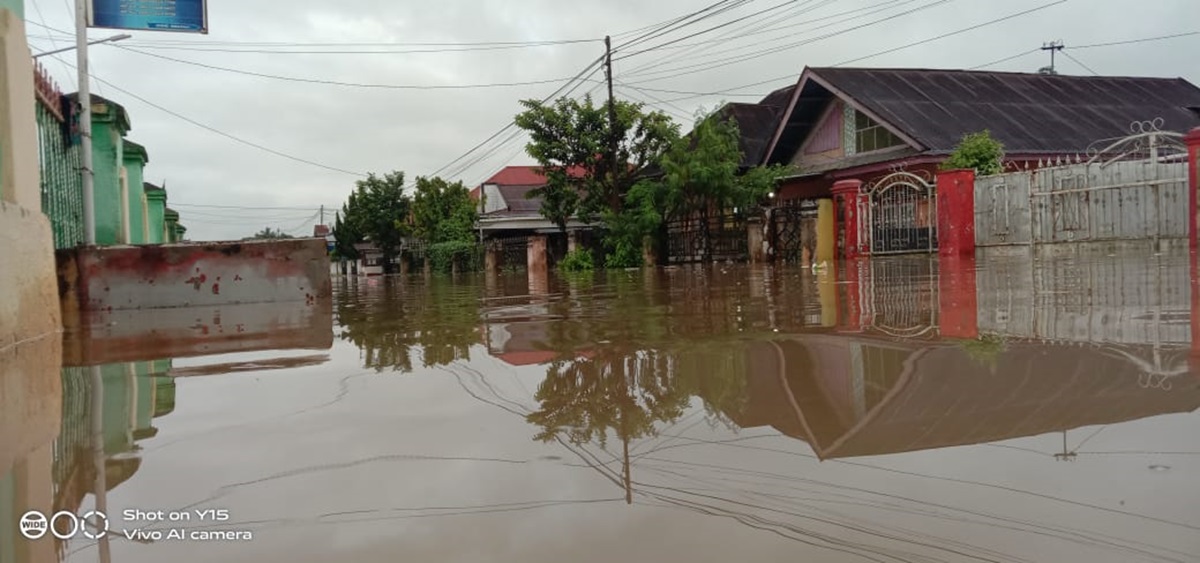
[480,301,560,367]
[732,336,1200,460]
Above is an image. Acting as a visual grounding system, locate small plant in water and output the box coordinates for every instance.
[558,249,595,272]
[959,334,1007,370]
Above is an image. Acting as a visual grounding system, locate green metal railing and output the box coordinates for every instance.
[35,62,85,249]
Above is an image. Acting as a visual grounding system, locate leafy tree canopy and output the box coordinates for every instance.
[412,176,479,245]
[243,227,294,240]
[334,171,412,272]
[514,95,679,231]
[941,130,1005,176]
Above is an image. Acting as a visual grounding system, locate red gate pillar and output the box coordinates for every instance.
[831,179,865,258]
[937,254,978,339]
[1186,128,1200,374]
[936,169,976,257]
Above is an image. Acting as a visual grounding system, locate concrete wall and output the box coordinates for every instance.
[57,237,334,314]
[145,188,165,244]
[0,2,60,350]
[63,300,334,366]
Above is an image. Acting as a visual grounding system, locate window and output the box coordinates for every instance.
[853,109,904,153]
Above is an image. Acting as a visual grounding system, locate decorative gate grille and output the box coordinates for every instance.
[493,235,528,271]
[866,171,937,255]
[771,199,818,263]
[665,210,747,264]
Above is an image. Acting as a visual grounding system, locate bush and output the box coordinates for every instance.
[604,240,642,269]
[428,240,480,273]
[558,249,595,272]
[941,130,1005,176]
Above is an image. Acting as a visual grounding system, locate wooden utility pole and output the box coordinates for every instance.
[604,36,621,210]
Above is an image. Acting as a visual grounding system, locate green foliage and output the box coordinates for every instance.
[427,240,481,273]
[959,334,1008,369]
[941,130,1005,176]
[558,248,595,272]
[514,95,679,231]
[332,209,361,260]
[336,171,412,272]
[243,227,293,240]
[412,176,478,244]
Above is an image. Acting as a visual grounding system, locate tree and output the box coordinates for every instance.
[941,130,1005,176]
[338,171,412,273]
[608,109,787,265]
[514,95,679,232]
[332,209,361,260]
[411,176,478,244]
[244,227,293,240]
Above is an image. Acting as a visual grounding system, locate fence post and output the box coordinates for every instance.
[831,179,864,258]
[936,169,976,257]
[815,198,835,265]
[1185,127,1200,251]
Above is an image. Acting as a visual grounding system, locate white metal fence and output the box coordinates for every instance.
[975,124,1189,248]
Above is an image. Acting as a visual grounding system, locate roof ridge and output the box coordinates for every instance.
[810,66,1189,82]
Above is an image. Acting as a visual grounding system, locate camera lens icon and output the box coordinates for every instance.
[18,510,108,540]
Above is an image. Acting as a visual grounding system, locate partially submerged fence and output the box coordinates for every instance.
[34,61,85,249]
[975,122,1189,249]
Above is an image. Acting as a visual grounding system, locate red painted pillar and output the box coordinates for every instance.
[831,179,865,258]
[937,254,978,339]
[936,169,976,257]
[1186,127,1200,251]
[1187,128,1200,375]
[837,257,867,333]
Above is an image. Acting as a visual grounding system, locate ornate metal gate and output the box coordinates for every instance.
[770,199,818,263]
[866,171,937,255]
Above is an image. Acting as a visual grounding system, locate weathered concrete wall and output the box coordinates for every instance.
[62,299,333,366]
[58,238,333,313]
[0,5,60,349]
[0,334,62,477]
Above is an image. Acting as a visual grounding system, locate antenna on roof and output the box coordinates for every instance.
[1039,40,1064,74]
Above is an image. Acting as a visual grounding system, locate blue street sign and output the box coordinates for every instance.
[89,0,208,34]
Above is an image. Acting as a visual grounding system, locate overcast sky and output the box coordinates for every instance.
[23,0,1200,241]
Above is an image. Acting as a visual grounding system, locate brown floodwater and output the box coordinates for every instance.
[3,252,1200,563]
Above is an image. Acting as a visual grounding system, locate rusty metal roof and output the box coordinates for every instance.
[812,67,1200,154]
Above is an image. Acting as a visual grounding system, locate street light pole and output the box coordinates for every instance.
[76,0,96,244]
[33,33,130,59]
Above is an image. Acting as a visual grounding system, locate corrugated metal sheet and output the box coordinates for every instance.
[813,67,1200,153]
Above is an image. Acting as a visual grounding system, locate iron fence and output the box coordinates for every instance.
[35,69,85,249]
[665,210,747,264]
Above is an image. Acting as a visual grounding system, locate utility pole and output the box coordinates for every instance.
[604,35,620,211]
[1040,40,1064,74]
[320,205,325,225]
[76,0,96,245]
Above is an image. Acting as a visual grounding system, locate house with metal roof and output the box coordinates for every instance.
[758,66,1200,201]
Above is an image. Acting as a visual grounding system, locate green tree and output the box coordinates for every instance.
[609,109,787,265]
[514,95,679,233]
[941,130,1005,176]
[338,171,412,273]
[332,209,361,260]
[411,176,478,244]
[244,227,293,240]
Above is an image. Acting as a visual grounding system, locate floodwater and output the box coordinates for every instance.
[3,251,1200,563]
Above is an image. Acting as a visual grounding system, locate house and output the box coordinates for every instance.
[745,67,1200,258]
[473,165,594,268]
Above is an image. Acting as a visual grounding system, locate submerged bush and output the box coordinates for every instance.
[558,249,595,272]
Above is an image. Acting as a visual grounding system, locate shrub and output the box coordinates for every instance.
[428,240,480,273]
[941,130,1005,176]
[558,249,595,272]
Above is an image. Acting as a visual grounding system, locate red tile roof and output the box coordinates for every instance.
[481,165,586,186]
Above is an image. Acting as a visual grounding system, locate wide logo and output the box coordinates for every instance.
[18,510,109,540]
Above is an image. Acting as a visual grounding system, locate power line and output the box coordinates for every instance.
[616,0,750,53]
[170,202,333,211]
[968,48,1041,70]
[43,54,368,177]
[834,0,1067,67]
[616,0,801,61]
[623,0,954,84]
[1060,49,1099,76]
[1071,31,1200,49]
[113,45,584,90]
[103,40,602,55]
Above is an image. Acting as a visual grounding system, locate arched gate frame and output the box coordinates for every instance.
[864,171,938,255]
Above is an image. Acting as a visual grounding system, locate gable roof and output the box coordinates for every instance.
[713,103,785,167]
[482,165,586,186]
[765,67,1200,164]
